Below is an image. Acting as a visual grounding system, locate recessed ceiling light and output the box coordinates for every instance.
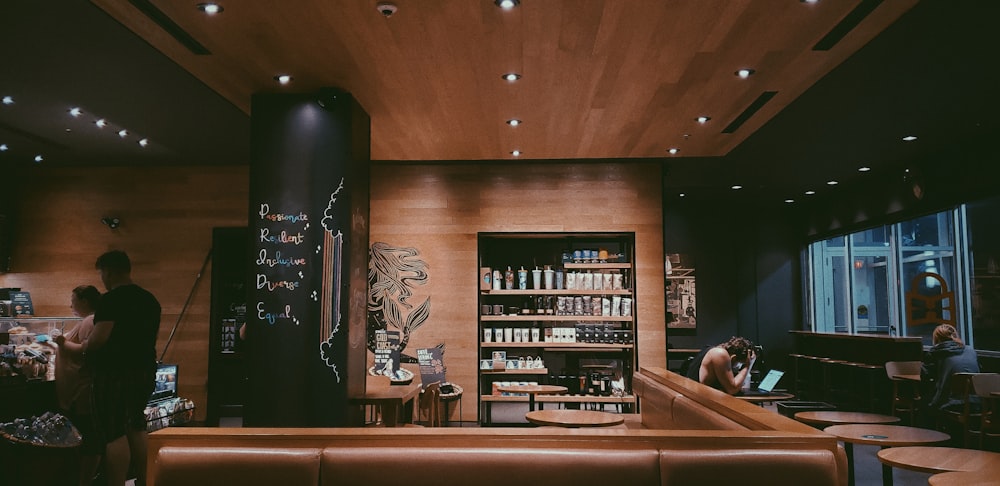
[858,166,871,172]
[118,129,128,138]
[731,185,742,190]
[138,138,149,147]
[65,128,71,132]
[0,144,8,151]
[506,119,521,127]
[502,73,522,82]
[34,155,43,163]
[696,116,711,124]
[95,118,107,128]
[511,150,522,157]
[784,199,795,203]
[274,74,293,85]
[735,69,755,78]
[1,96,13,105]
[902,135,917,141]
[197,3,224,14]
[827,180,838,185]
[805,190,816,195]
[679,193,685,197]
[494,0,519,9]
[69,107,82,117]
[667,148,679,155]
[800,0,820,3]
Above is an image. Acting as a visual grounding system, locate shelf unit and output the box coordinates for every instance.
[477,232,637,424]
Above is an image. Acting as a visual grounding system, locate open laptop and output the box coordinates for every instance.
[739,369,784,396]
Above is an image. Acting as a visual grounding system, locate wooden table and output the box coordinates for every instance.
[525,409,624,428]
[824,424,950,486]
[929,468,1000,486]
[878,446,1000,475]
[348,380,422,427]
[734,391,795,405]
[794,411,900,428]
[496,384,568,412]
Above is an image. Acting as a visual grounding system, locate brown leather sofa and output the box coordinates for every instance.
[147,367,847,486]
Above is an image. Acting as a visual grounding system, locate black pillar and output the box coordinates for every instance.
[244,90,369,426]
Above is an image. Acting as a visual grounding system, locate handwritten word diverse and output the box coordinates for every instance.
[259,228,306,245]
[259,204,308,223]
[257,273,301,292]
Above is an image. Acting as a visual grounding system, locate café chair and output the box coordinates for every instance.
[971,373,1000,450]
[406,382,442,427]
[885,361,922,425]
[936,372,984,448]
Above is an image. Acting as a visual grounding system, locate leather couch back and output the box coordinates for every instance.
[154,446,322,486]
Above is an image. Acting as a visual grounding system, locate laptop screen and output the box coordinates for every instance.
[757,369,784,392]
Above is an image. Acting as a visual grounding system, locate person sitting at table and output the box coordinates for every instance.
[921,324,980,413]
[685,336,756,395]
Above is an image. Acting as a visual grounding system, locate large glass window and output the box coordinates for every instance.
[806,208,968,346]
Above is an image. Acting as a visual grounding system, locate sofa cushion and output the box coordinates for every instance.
[659,449,841,486]
[154,446,322,486]
[321,446,661,486]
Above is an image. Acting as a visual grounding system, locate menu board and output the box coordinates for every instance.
[9,291,33,316]
[416,347,445,388]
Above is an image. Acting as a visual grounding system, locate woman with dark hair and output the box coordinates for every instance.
[53,284,103,485]
[685,336,756,395]
[922,324,980,412]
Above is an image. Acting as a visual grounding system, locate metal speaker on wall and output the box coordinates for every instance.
[316,88,347,112]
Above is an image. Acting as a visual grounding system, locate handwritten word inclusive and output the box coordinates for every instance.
[257,273,301,292]
[256,249,307,268]
[257,302,295,325]
[259,204,308,223]
[260,228,306,245]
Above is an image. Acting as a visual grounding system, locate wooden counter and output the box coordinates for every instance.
[789,331,923,365]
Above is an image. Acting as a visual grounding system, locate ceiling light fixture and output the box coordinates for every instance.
[784,199,795,203]
[502,73,522,82]
[696,116,711,124]
[34,155,43,163]
[679,193,686,198]
[731,185,742,190]
[511,150,522,157]
[735,68,755,78]
[902,135,917,141]
[800,0,820,3]
[2,96,13,105]
[506,119,521,127]
[827,180,838,185]
[118,129,128,138]
[138,138,149,147]
[95,118,107,128]
[667,148,679,155]
[196,3,223,14]
[805,190,816,195]
[274,74,293,85]
[858,166,871,172]
[495,0,519,9]
[69,107,82,117]
[0,144,8,151]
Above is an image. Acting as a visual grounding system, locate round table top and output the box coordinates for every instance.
[734,391,795,403]
[525,409,625,428]
[795,411,901,427]
[929,469,1000,486]
[495,384,567,395]
[823,424,950,446]
[878,446,1000,474]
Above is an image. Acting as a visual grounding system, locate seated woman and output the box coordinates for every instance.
[685,336,756,395]
[922,324,980,413]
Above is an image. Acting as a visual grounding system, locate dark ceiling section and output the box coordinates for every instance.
[0,0,249,167]
[666,0,1000,202]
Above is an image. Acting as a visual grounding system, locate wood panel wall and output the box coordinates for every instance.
[369,162,666,422]
[0,166,249,421]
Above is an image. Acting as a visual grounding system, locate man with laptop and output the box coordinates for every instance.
[685,336,758,395]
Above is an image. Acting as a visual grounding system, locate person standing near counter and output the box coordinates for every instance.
[52,285,102,485]
[85,251,162,486]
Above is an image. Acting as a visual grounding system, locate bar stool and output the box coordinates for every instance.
[885,361,922,425]
[801,355,830,401]
[789,353,806,397]
[819,359,848,406]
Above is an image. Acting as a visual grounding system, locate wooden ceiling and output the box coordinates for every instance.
[93,0,916,162]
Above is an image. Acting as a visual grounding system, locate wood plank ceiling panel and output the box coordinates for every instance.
[92,0,917,162]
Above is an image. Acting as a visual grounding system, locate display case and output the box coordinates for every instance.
[477,233,637,424]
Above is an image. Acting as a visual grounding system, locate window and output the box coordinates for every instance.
[806,208,970,346]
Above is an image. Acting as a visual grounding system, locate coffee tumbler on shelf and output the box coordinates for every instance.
[532,268,542,289]
[504,267,515,290]
[518,267,528,290]
[543,266,554,289]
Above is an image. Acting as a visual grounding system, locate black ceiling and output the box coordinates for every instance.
[1,1,998,205]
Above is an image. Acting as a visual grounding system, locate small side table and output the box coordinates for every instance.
[824,424,950,486]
